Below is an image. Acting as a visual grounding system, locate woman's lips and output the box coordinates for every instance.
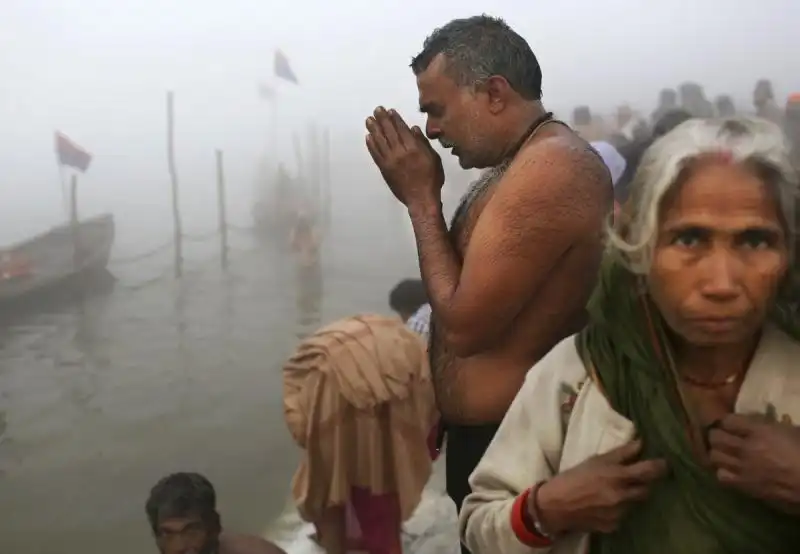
[689,317,741,332]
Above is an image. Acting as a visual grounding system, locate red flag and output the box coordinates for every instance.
[274,50,298,84]
[55,132,92,172]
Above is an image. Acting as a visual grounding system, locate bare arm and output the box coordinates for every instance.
[408,137,610,357]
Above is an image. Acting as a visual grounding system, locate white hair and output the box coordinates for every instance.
[608,116,799,274]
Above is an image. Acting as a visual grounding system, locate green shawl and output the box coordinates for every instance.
[576,255,800,554]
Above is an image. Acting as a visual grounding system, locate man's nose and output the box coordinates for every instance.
[425,120,441,141]
[169,536,196,554]
[699,249,741,300]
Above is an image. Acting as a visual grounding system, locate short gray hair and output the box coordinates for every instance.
[609,116,799,274]
[410,15,542,101]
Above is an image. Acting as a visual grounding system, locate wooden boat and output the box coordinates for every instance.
[0,214,115,303]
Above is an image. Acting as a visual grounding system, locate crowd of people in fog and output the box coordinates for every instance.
[141,13,800,554]
[279,13,800,554]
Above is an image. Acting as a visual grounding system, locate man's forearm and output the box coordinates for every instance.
[407,194,462,329]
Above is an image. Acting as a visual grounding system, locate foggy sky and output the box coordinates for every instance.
[1,0,798,244]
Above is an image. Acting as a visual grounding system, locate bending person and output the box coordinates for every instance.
[283,314,437,554]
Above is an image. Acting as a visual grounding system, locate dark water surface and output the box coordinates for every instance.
[0,211,418,554]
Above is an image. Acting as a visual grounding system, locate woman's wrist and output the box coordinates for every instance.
[531,479,568,536]
[528,481,557,537]
[510,485,553,547]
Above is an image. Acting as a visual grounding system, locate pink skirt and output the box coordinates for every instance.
[346,422,441,554]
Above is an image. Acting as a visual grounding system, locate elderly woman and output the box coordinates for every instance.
[459,116,800,554]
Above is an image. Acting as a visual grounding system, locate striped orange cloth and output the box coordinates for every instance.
[283,314,438,525]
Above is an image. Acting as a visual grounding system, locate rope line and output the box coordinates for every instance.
[110,240,173,265]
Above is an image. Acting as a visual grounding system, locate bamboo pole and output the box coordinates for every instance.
[216,149,229,271]
[166,90,183,278]
[321,127,331,232]
[308,122,320,208]
[69,174,80,270]
[292,133,305,183]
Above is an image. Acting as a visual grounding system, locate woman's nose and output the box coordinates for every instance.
[699,249,741,300]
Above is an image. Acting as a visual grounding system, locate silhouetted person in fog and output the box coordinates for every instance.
[715,95,737,117]
[290,209,321,268]
[274,164,296,236]
[291,210,323,339]
[613,104,649,144]
[754,79,784,126]
[615,109,693,203]
[679,82,714,118]
[652,109,693,139]
[571,105,607,141]
[146,473,286,554]
[651,88,678,124]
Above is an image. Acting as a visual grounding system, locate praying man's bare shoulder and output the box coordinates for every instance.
[437,132,612,356]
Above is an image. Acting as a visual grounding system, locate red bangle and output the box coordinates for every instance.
[510,487,553,547]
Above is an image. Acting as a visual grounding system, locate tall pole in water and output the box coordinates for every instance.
[216,149,229,271]
[69,174,80,271]
[321,127,331,233]
[166,90,183,278]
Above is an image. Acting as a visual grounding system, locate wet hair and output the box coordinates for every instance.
[410,15,542,101]
[609,116,798,274]
[389,279,428,315]
[652,109,693,139]
[145,473,220,535]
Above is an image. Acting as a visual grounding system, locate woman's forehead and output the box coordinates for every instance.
[660,163,782,226]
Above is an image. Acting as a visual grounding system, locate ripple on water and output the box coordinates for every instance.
[0,221,422,554]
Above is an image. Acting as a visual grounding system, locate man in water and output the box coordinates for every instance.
[364,15,610,548]
[146,472,286,554]
[289,207,320,266]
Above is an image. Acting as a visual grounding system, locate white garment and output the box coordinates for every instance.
[590,141,627,187]
[406,303,432,338]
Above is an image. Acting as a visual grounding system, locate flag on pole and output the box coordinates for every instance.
[274,50,298,84]
[55,132,92,172]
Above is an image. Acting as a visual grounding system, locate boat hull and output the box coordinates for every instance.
[0,214,115,303]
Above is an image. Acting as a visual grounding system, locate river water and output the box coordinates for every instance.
[0,203,422,554]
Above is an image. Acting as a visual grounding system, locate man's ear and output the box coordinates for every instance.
[480,75,512,115]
